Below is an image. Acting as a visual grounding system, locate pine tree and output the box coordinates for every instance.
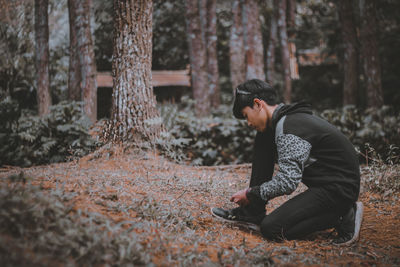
[338,0,358,105]
[34,0,51,116]
[359,0,383,107]
[110,0,162,142]
[277,0,291,103]
[229,0,246,91]
[185,0,221,116]
[68,0,97,122]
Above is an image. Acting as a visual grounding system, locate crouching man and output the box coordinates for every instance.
[212,79,363,245]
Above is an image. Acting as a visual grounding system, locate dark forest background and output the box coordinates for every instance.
[1,0,399,167]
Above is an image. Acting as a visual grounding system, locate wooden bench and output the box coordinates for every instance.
[96,68,191,88]
[96,68,191,118]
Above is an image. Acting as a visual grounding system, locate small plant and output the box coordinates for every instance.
[359,143,400,194]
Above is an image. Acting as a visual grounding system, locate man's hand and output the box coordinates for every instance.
[230,188,250,206]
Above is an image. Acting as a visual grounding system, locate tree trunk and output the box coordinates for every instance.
[111,0,162,142]
[68,0,97,123]
[205,0,220,108]
[277,0,291,103]
[68,0,80,101]
[337,0,358,106]
[359,0,383,108]
[266,0,277,84]
[244,0,265,81]
[185,0,210,116]
[287,0,299,80]
[230,0,246,91]
[34,0,51,116]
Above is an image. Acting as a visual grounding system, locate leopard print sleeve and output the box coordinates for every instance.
[256,133,312,201]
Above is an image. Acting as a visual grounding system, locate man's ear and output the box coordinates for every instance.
[253,98,262,110]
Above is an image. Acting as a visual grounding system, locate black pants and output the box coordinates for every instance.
[250,130,354,240]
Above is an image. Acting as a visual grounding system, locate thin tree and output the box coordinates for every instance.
[337,0,358,106]
[204,0,220,107]
[229,0,246,91]
[277,0,291,103]
[68,0,97,123]
[68,0,80,102]
[185,0,210,116]
[34,0,51,116]
[287,0,299,80]
[359,0,383,107]
[110,0,162,142]
[244,0,265,81]
[266,0,277,84]
[230,0,265,90]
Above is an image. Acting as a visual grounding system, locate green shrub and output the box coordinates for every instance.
[158,102,399,166]
[158,102,255,166]
[318,105,400,163]
[0,99,99,167]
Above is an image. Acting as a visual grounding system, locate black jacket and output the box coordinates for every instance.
[248,103,360,202]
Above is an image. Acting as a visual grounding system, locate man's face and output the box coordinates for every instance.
[241,102,267,132]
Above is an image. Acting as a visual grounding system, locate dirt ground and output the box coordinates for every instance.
[1,147,399,266]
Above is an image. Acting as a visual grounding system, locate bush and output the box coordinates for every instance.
[0,99,99,167]
[158,102,400,166]
[158,102,255,166]
[318,105,400,163]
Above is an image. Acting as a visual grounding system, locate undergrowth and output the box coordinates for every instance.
[360,144,400,194]
[157,102,255,166]
[157,101,400,167]
[0,171,311,266]
[0,173,149,266]
[0,98,100,167]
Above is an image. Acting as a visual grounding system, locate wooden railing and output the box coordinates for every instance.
[96,68,191,88]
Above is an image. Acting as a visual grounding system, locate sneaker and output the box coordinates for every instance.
[333,201,364,245]
[210,206,264,231]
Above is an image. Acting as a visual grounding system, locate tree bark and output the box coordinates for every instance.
[34,0,51,116]
[337,0,358,106]
[359,0,383,108]
[287,0,299,80]
[244,0,265,81]
[111,0,162,142]
[68,0,97,123]
[266,0,277,84]
[68,0,80,101]
[277,0,291,103]
[229,0,246,91]
[205,0,220,107]
[185,0,210,116]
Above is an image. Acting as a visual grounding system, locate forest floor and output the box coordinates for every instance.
[0,146,399,266]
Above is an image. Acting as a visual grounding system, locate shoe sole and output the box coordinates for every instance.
[339,201,364,246]
[210,207,260,232]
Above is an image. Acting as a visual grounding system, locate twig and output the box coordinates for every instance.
[172,189,188,202]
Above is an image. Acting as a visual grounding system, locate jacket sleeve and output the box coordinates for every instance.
[247,133,311,201]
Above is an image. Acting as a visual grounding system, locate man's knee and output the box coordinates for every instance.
[260,216,285,240]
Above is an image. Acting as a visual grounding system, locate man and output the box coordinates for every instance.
[212,79,363,245]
